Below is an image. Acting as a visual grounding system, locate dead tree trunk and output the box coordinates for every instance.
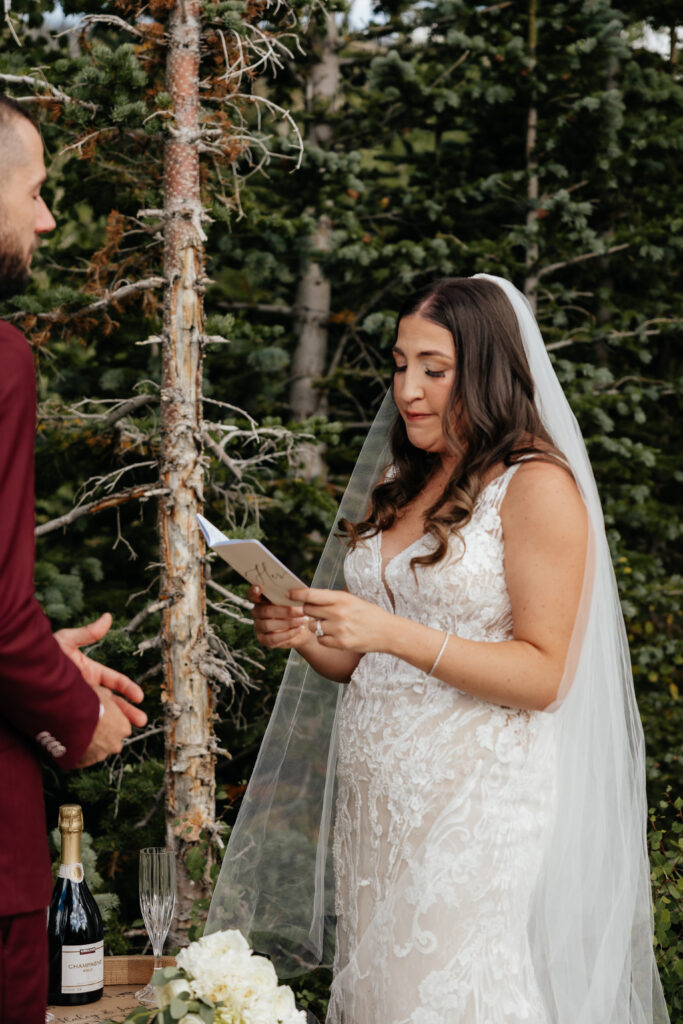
[289,13,339,479]
[524,0,539,310]
[160,0,214,938]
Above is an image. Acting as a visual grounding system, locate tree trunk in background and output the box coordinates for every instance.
[289,14,339,479]
[524,0,538,310]
[595,48,619,367]
[160,0,214,938]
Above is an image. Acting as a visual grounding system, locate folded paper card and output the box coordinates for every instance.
[197,514,305,606]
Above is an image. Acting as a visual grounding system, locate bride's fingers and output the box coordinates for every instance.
[307,616,334,637]
[257,614,308,634]
[256,624,307,648]
[316,633,342,649]
[252,604,305,622]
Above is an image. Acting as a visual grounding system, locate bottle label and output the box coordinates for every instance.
[58,862,84,882]
[61,940,104,993]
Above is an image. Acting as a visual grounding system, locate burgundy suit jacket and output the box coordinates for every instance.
[0,320,99,916]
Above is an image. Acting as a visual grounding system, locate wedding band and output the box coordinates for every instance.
[315,619,324,638]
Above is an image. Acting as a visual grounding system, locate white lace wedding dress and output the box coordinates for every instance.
[329,464,557,1024]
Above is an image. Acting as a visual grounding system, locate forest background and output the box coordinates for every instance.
[0,0,681,1017]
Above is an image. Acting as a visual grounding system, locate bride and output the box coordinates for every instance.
[205,275,669,1024]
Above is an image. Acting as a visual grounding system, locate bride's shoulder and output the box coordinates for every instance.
[502,458,587,538]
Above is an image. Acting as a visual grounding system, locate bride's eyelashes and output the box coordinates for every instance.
[392,364,447,379]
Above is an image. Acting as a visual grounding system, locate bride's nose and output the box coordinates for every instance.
[400,366,425,402]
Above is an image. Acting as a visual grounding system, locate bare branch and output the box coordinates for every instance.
[0,72,98,113]
[136,335,164,347]
[136,635,162,655]
[3,0,21,46]
[125,598,176,634]
[79,14,144,37]
[136,663,163,684]
[202,429,244,480]
[104,394,158,427]
[35,485,168,537]
[75,460,157,505]
[208,600,253,626]
[113,506,138,560]
[123,726,165,748]
[7,277,166,324]
[201,657,238,691]
[207,578,253,610]
[133,784,165,829]
[545,339,579,352]
[430,49,471,87]
[60,129,111,156]
[603,317,683,340]
[545,316,683,352]
[537,244,630,280]
[41,391,158,424]
[218,301,294,316]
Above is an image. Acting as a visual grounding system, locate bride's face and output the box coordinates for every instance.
[392,314,456,455]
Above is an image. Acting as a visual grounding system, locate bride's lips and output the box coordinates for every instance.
[404,411,433,421]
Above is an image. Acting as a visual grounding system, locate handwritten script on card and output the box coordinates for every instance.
[197,514,305,606]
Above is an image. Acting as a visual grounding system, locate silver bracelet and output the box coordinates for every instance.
[428,632,450,676]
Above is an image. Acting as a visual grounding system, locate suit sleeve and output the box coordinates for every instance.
[0,322,99,771]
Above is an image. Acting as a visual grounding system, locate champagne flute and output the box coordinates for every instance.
[135,847,176,1006]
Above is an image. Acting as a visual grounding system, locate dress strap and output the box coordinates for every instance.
[479,462,524,512]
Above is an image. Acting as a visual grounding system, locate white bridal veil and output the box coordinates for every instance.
[205,275,669,1024]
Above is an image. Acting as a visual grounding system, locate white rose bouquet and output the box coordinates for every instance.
[151,930,307,1024]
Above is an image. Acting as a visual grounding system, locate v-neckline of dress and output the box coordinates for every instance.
[378,468,512,579]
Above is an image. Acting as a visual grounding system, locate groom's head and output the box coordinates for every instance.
[0,95,56,301]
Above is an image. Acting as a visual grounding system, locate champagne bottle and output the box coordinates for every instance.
[47,804,104,1005]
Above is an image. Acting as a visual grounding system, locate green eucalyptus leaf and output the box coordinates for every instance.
[170,997,191,1020]
[198,1004,215,1024]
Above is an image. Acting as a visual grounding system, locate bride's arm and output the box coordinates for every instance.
[292,461,588,711]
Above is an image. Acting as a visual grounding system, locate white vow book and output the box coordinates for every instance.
[197,514,305,607]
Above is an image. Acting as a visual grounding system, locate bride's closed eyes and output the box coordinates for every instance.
[392,364,447,379]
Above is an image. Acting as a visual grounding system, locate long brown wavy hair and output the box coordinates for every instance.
[339,277,567,570]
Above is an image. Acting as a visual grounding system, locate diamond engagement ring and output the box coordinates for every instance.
[315,619,324,638]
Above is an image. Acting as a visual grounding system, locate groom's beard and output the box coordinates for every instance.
[0,210,32,301]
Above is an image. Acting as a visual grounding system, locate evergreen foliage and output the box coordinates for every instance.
[0,0,680,1013]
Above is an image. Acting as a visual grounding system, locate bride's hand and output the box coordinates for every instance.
[289,587,394,655]
[248,585,313,650]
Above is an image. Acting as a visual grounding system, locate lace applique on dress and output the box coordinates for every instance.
[330,464,556,1024]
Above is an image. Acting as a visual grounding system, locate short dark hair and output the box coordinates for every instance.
[0,93,36,127]
[0,94,38,172]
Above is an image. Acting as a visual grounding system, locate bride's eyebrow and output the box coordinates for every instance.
[391,346,453,360]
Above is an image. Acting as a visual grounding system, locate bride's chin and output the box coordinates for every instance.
[408,434,446,454]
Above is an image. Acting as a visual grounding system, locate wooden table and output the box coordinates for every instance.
[48,955,321,1024]
[48,956,174,1023]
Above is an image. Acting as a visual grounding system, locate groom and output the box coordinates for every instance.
[0,94,147,1023]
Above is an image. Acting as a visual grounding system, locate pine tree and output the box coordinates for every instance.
[0,0,308,939]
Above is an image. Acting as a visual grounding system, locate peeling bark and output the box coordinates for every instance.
[160,0,215,938]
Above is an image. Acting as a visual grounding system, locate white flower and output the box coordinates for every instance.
[273,985,306,1023]
[168,930,306,1024]
[178,1016,205,1024]
[177,928,250,980]
[155,977,194,1009]
[241,953,279,992]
